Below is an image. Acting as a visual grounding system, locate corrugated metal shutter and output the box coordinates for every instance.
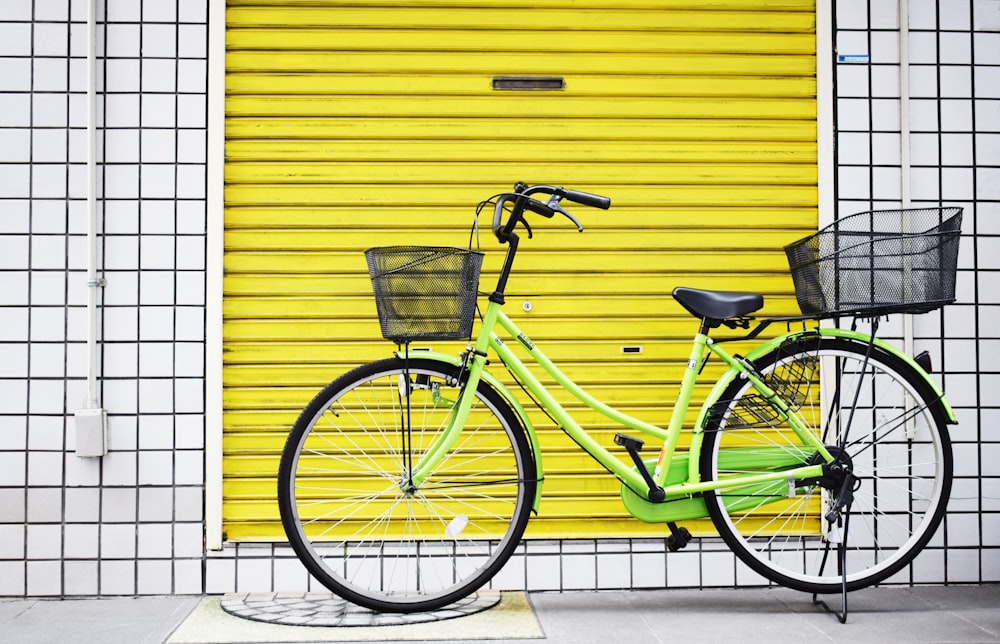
[223,0,818,541]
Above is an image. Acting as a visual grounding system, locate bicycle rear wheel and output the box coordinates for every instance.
[278,357,535,613]
[700,336,952,593]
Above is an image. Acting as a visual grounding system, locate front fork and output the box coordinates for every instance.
[402,352,488,490]
[395,371,459,494]
[406,306,500,490]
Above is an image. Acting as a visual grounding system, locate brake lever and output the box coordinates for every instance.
[546,195,584,232]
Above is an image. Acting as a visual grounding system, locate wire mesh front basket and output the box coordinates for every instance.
[365,246,484,343]
[784,207,962,318]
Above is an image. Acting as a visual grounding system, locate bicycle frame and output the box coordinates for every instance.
[409,297,832,520]
[405,184,955,525]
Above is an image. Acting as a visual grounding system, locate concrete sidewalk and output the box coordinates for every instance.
[2,585,998,644]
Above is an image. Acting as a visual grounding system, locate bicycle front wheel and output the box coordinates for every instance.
[278,357,535,613]
[700,336,952,594]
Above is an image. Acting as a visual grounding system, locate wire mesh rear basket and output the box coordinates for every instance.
[785,207,962,318]
[365,246,484,343]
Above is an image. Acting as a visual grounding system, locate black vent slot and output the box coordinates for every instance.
[492,76,565,91]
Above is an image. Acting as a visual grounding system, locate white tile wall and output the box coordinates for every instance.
[0,0,996,599]
[0,0,209,596]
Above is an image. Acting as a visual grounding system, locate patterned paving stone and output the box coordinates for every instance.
[220,591,502,627]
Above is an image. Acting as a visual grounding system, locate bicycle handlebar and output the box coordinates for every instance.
[561,188,613,210]
[492,183,611,242]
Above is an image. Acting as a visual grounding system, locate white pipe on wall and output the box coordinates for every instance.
[74,0,107,457]
[86,0,100,405]
[899,0,912,207]
[899,0,915,359]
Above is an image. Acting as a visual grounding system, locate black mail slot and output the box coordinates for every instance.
[492,76,565,91]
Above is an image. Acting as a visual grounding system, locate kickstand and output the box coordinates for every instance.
[812,509,850,623]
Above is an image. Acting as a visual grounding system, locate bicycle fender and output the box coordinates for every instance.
[694,328,957,433]
[394,350,545,512]
[813,327,958,425]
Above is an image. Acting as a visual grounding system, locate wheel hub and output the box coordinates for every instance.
[805,446,860,525]
[398,471,418,496]
[806,446,855,491]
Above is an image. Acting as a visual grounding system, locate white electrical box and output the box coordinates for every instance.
[74,408,108,457]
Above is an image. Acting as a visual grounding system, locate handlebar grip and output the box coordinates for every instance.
[562,189,611,210]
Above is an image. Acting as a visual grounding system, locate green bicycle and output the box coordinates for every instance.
[278,183,962,616]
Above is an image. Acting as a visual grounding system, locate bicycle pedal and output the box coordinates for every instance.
[666,522,692,551]
[613,433,644,451]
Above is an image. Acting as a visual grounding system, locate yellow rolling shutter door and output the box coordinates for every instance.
[223,0,818,541]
